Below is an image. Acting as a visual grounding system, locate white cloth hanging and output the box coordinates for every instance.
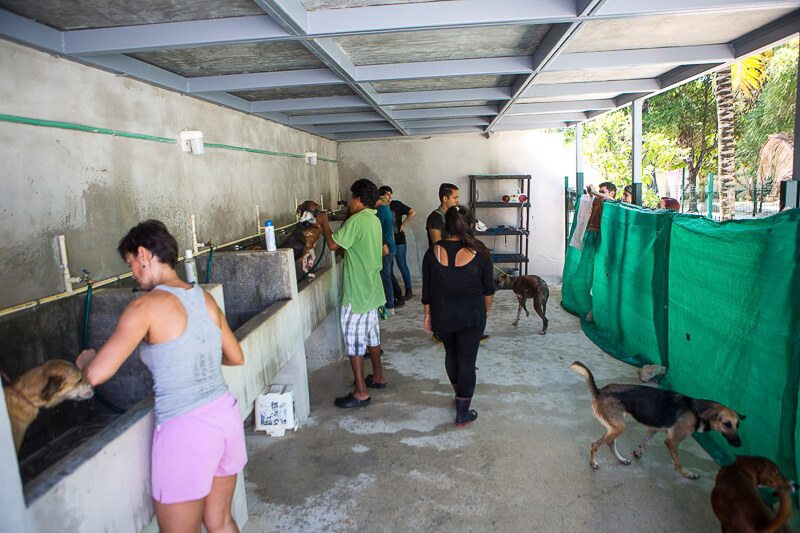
[569,195,595,250]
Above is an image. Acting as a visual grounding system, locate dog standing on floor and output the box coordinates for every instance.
[712,455,796,533]
[279,200,323,277]
[495,272,549,334]
[570,361,743,479]
[4,359,94,452]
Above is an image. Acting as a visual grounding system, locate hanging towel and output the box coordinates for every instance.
[569,195,595,250]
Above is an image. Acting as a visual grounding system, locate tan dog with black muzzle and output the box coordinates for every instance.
[4,359,94,452]
[570,361,743,479]
[712,455,797,533]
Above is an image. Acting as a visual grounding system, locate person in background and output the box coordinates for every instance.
[658,197,681,211]
[76,220,246,533]
[622,185,634,203]
[316,178,387,407]
[598,181,617,199]
[426,183,460,249]
[422,206,495,428]
[379,185,416,303]
[375,193,397,315]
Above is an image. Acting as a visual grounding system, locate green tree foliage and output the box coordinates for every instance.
[645,75,718,212]
[736,39,798,181]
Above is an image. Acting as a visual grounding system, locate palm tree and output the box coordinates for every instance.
[715,54,768,220]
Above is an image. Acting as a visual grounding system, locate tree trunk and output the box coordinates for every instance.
[686,167,699,212]
[716,67,736,220]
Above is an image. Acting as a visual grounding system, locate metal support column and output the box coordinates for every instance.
[631,98,644,206]
[575,122,584,194]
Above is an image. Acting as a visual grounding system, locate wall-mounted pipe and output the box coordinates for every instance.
[0,206,342,318]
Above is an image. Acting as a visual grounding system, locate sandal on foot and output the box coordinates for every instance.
[365,375,387,389]
[334,393,371,408]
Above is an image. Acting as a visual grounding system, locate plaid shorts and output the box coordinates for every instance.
[340,304,380,357]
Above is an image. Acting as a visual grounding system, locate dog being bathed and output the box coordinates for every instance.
[570,361,743,479]
[4,360,94,452]
[279,200,323,277]
[495,273,549,334]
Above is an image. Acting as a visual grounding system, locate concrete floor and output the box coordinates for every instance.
[242,287,727,532]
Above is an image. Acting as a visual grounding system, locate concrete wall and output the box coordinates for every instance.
[337,131,575,281]
[0,39,338,309]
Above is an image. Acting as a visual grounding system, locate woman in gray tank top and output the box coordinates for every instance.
[76,220,245,532]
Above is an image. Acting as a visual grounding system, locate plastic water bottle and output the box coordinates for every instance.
[184,249,198,284]
[264,220,277,251]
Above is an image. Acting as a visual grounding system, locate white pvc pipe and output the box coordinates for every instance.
[57,234,74,292]
[190,214,199,255]
[255,204,262,234]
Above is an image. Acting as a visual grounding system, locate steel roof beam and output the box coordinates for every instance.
[399,117,491,128]
[314,122,397,133]
[522,79,661,98]
[332,131,403,140]
[549,44,734,71]
[186,69,343,93]
[493,122,569,131]
[392,106,498,119]
[378,87,512,106]
[251,95,370,112]
[356,56,532,82]
[500,112,587,124]
[253,0,408,135]
[63,16,291,56]
[289,112,385,125]
[507,99,615,114]
[407,126,486,135]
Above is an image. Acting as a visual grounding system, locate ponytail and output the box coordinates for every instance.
[444,206,489,256]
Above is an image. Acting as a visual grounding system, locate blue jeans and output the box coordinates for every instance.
[394,244,412,290]
[381,252,395,309]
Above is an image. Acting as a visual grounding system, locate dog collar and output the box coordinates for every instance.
[5,384,38,410]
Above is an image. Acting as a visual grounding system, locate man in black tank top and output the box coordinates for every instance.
[426,183,460,249]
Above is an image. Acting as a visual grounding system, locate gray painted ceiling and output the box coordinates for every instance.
[1,0,797,140]
[336,24,551,66]
[371,75,516,93]
[301,0,435,11]
[232,85,357,101]
[388,100,496,110]
[0,0,263,30]
[131,42,324,78]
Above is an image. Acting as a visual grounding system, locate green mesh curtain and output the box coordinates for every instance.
[562,200,800,481]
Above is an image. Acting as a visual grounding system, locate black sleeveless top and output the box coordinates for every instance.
[421,240,495,334]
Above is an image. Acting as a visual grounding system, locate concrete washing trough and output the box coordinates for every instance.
[4,247,344,532]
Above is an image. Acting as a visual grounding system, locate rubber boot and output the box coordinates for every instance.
[455,397,478,428]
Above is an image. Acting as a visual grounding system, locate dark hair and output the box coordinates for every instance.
[660,197,681,211]
[623,185,633,195]
[444,205,489,256]
[351,178,380,208]
[378,185,393,196]
[117,219,179,267]
[438,183,459,203]
[599,181,617,194]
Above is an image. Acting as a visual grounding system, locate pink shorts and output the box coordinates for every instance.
[151,392,247,504]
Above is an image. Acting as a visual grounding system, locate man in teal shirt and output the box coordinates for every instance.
[317,178,386,408]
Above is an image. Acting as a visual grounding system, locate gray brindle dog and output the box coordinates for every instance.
[495,273,549,335]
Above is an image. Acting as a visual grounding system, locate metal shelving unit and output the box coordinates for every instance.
[469,174,531,275]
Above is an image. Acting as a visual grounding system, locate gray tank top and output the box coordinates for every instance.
[139,284,228,425]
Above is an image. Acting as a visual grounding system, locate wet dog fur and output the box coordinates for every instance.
[712,455,796,533]
[279,200,323,275]
[495,273,549,335]
[570,361,743,479]
[4,360,94,452]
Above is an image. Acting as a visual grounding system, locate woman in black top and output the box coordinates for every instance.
[422,206,495,427]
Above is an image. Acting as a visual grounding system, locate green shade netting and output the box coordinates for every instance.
[562,200,800,481]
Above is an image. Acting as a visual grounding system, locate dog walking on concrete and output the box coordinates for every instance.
[495,272,549,335]
[570,361,743,479]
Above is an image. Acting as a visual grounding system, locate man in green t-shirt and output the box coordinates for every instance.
[317,178,387,408]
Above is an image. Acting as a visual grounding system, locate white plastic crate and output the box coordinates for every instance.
[255,384,298,437]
